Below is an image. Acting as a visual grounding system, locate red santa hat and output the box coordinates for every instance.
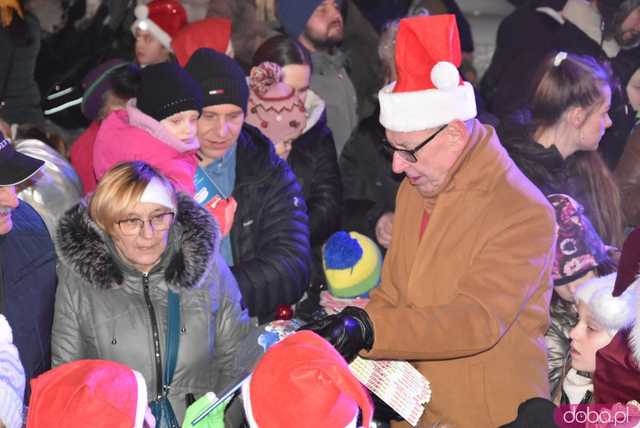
[171,17,232,66]
[242,331,373,428]
[592,228,640,403]
[132,0,188,51]
[26,359,148,428]
[378,14,476,132]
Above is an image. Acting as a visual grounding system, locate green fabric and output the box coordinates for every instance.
[182,393,230,428]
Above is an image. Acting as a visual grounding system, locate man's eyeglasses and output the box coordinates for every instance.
[116,211,175,236]
[382,124,448,163]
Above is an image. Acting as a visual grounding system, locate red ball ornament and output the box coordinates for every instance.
[276,304,294,320]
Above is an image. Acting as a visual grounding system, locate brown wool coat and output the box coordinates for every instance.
[364,121,557,427]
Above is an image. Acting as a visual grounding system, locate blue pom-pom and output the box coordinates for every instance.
[324,231,363,269]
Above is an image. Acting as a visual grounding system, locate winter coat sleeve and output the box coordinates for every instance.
[364,190,556,360]
[301,128,342,245]
[231,154,311,322]
[51,264,87,366]
[545,298,574,400]
[212,254,257,392]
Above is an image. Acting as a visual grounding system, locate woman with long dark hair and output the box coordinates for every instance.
[498,51,625,247]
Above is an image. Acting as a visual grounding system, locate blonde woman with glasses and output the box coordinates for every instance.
[51,161,254,427]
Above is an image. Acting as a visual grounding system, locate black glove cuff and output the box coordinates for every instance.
[342,306,375,351]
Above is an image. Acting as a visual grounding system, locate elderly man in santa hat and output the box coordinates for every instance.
[302,14,557,427]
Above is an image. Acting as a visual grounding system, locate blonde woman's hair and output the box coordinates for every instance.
[90,161,177,234]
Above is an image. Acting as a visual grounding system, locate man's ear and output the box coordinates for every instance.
[445,120,469,152]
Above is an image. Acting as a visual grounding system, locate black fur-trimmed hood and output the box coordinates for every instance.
[56,193,219,290]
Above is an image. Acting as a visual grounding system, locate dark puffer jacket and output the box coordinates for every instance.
[288,95,341,248]
[230,125,311,323]
[53,194,256,422]
[0,201,56,401]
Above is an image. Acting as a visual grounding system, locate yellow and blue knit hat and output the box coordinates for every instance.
[323,231,382,298]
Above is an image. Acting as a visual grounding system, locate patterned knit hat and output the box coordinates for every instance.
[131,0,188,50]
[0,315,25,428]
[547,194,609,286]
[323,231,382,298]
[137,61,203,121]
[246,62,307,146]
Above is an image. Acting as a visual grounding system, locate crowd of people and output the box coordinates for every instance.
[1,0,640,427]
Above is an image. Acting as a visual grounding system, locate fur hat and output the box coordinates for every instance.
[185,48,249,113]
[131,0,188,50]
[172,17,232,67]
[378,15,476,132]
[547,194,610,286]
[26,360,149,428]
[137,61,203,121]
[242,331,373,428]
[245,62,307,146]
[0,315,25,428]
[276,0,323,39]
[591,228,640,403]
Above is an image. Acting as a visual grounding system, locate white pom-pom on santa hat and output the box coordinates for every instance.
[431,61,460,91]
[134,4,149,19]
[0,315,13,345]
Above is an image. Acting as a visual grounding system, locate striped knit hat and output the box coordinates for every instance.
[0,315,25,428]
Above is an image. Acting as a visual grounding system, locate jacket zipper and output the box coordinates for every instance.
[143,273,163,400]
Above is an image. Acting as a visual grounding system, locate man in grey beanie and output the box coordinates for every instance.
[185,48,311,324]
[276,0,358,156]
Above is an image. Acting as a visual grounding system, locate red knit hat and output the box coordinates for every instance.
[378,14,476,132]
[132,0,188,50]
[26,360,148,428]
[172,17,232,66]
[593,228,640,403]
[242,331,373,428]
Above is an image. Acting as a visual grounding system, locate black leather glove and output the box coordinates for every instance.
[298,306,374,362]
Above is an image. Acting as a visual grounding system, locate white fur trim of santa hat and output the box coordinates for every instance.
[575,273,639,334]
[378,61,477,132]
[132,369,148,428]
[131,5,173,51]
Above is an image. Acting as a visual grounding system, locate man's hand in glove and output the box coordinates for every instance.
[298,306,374,362]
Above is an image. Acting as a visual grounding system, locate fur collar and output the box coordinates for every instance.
[56,193,219,290]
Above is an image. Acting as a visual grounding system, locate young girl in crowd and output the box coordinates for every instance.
[251,35,342,311]
[497,51,625,247]
[93,61,202,194]
[544,193,617,400]
[132,0,187,66]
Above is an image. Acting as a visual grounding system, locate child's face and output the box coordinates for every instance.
[135,29,170,66]
[160,110,199,143]
[554,270,596,303]
[569,300,615,372]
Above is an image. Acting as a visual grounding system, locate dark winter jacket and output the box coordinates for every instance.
[0,201,56,401]
[53,194,256,423]
[615,124,640,226]
[339,108,404,246]
[287,93,342,288]
[498,110,594,217]
[230,125,311,323]
[483,1,635,168]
